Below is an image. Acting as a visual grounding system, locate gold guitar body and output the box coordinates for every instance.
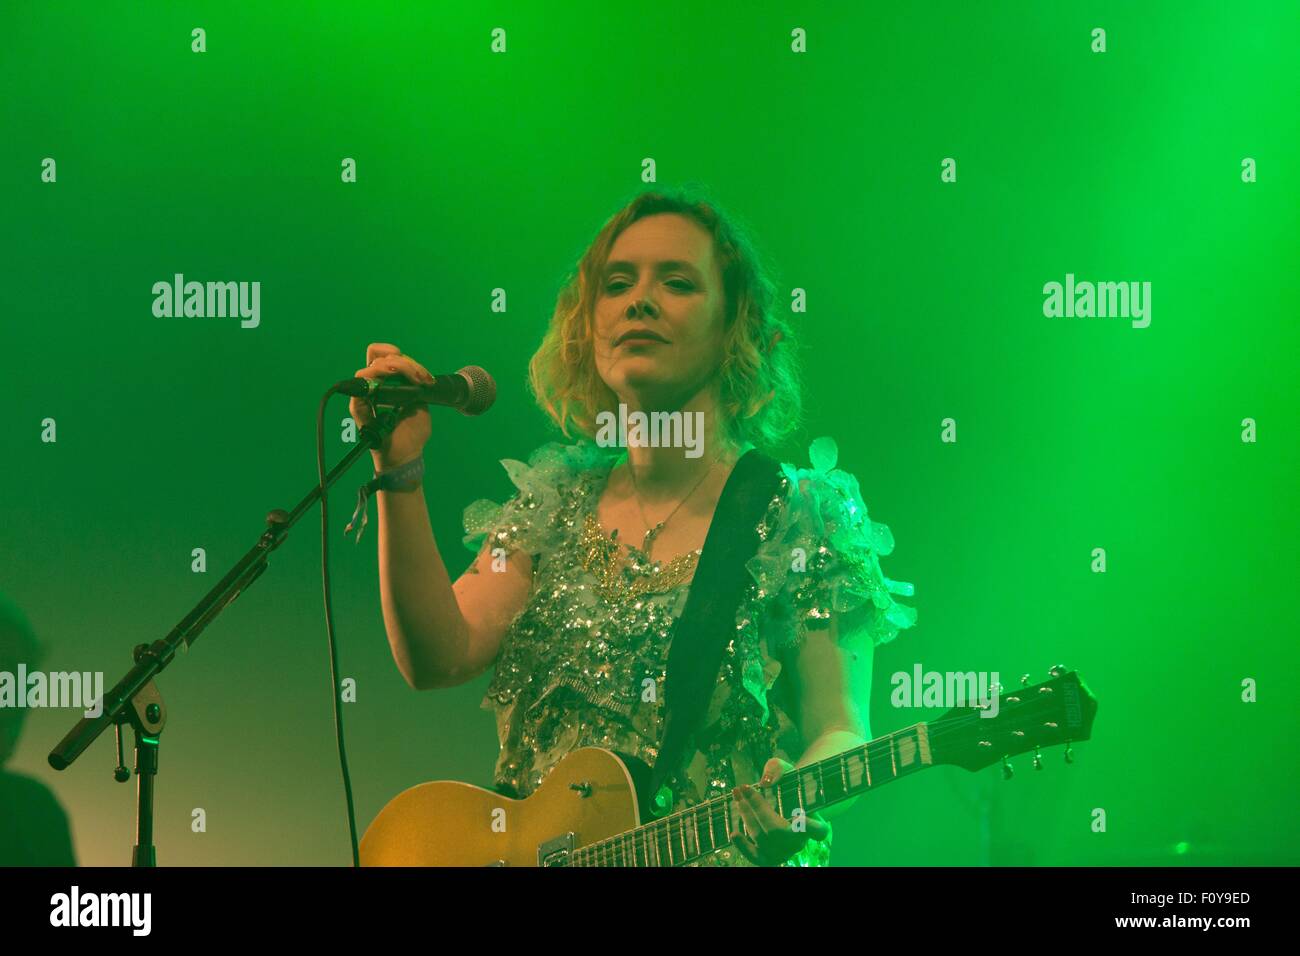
[360,668,1098,866]
[360,747,642,867]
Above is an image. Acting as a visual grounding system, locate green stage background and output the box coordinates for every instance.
[2,1,1296,866]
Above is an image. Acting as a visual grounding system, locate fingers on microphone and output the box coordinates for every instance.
[390,354,434,383]
[366,342,401,364]
[362,344,433,384]
[355,358,432,387]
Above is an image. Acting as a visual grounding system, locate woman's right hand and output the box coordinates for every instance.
[350,342,435,470]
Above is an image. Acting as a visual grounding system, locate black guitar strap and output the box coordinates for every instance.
[647,447,785,806]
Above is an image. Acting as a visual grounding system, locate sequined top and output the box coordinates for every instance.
[462,436,917,866]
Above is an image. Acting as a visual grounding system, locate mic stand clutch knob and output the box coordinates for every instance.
[113,724,130,783]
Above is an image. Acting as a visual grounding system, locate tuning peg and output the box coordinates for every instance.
[1033,745,1043,770]
[1020,674,1030,686]
[1001,756,1014,780]
[1064,741,1074,764]
[1049,664,1066,677]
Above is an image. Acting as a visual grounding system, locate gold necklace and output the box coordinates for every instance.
[625,447,726,555]
[578,513,701,602]
[577,447,729,602]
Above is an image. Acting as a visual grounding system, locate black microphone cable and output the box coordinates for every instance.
[312,366,492,866]
[317,383,361,867]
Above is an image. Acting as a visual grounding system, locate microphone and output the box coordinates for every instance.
[336,365,496,416]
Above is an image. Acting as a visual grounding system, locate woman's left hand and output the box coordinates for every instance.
[729,758,830,866]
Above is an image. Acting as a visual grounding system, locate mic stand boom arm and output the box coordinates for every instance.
[47,406,405,866]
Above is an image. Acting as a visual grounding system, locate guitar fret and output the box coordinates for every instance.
[579,730,910,867]
[869,738,894,787]
[561,709,1036,867]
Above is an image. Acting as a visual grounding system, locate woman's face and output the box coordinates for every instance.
[592,212,728,410]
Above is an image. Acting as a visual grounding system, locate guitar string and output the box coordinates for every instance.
[569,694,1073,866]
[567,695,1072,867]
[568,718,1050,866]
[565,692,1076,866]
[569,750,1000,867]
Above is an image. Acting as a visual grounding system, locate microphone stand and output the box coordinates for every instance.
[48,405,405,866]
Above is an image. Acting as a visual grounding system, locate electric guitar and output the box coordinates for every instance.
[360,666,1096,866]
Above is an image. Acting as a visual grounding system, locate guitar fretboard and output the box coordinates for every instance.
[567,723,933,867]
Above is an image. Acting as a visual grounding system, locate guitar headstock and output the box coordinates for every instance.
[930,666,1097,774]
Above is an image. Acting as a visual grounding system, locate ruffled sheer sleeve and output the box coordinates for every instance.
[748,436,917,652]
[462,440,612,560]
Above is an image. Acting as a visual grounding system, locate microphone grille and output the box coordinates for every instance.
[457,365,496,416]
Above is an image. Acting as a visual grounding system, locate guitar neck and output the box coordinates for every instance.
[568,723,934,867]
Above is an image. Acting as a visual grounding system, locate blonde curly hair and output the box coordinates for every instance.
[528,185,803,453]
